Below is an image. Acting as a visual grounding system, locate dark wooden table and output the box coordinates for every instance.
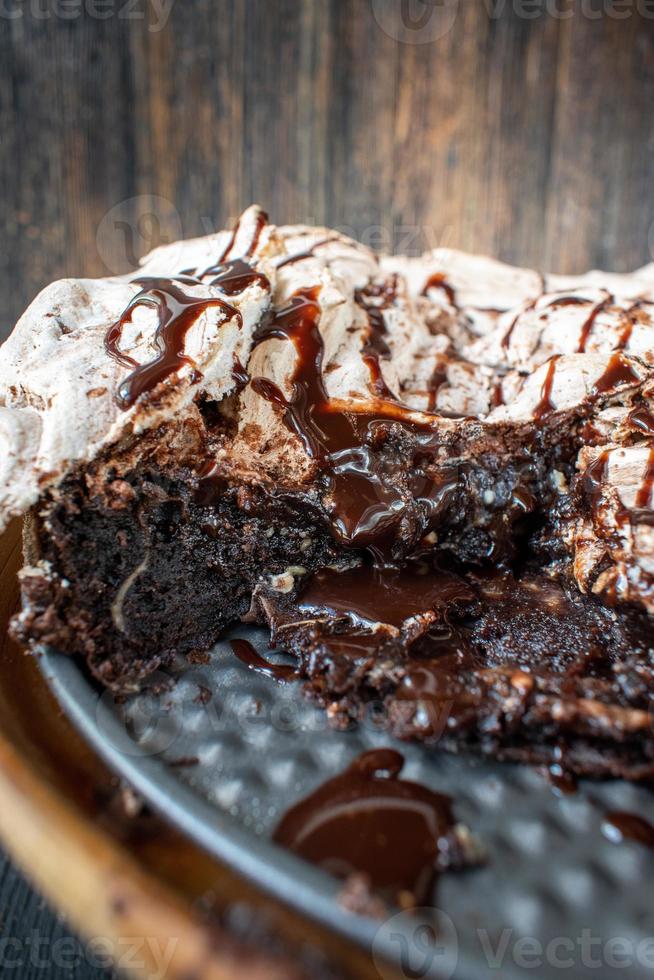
[1,1,654,976]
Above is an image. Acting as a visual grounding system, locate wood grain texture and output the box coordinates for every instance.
[2,0,654,340]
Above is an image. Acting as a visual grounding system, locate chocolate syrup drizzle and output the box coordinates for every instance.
[275,236,341,270]
[533,355,560,423]
[583,444,654,528]
[105,214,271,409]
[628,406,654,436]
[273,748,462,906]
[250,286,455,555]
[355,281,398,400]
[577,294,612,353]
[230,638,297,682]
[635,447,654,509]
[590,353,641,397]
[421,272,457,307]
[104,279,243,409]
[201,257,270,294]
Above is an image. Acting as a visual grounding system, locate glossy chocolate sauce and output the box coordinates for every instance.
[583,446,654,527]
[250,287,454,555]
[577,295,611,353]
[602,811,654,848]
[355,282,398,400]
[202,257,270,294]
[230,638,297,682]
[583,450,610,510]
[231,356,250,392]
[297,565,475,628]
[426,365,448,412]
[502,297,538,350]
[105,278,242,409]
[106,213,271,409]
[628,406,654,436]
[421,273,457,307]
[273,748,461,906]
[276,237,340,270]
[533,355,560,423]
[591,353,641,397]
[218,208,267,263]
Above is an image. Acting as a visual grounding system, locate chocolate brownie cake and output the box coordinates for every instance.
[3,205,654,779]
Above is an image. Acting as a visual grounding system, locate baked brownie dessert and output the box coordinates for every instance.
[2,206,654,778]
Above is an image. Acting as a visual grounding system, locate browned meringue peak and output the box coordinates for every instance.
[274,224,380,293]
[567,443,654,613]
[269,231,501,419]
[463,288,654,375]
[381,249,544,341]
[0,205,276,532]
[487,351,649,424]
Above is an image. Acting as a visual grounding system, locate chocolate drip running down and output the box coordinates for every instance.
[214,208,268,267]
[273,748,477,907]
[355,281,398,401]
[583,444,654,527]
[533,355,560,424]
[104,278,243,409]
[591,353,641,397]
[105,213,272,409]
[577,295,612,353]
[250,287,458,557]
[628,406,654,436]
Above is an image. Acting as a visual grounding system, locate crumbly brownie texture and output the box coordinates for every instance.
[3,206,654,777]
[260,565,654,781]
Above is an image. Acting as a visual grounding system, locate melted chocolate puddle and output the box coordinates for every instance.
[298,565,475,628]
[230,638,297,683]
[273,748,465,907]
[602,812,654,848]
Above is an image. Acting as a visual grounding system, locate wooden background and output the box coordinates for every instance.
[2,0,654,342]
[1,2,654,976]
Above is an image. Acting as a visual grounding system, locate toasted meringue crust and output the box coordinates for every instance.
[0,206,273,528]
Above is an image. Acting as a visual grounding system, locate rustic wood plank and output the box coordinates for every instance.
[2,2,654,344]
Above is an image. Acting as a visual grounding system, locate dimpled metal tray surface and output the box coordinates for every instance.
[40,626,654,980]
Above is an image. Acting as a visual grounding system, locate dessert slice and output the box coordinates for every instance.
[3,208,654,780]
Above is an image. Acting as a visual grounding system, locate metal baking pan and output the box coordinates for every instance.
[39,627,654,980]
